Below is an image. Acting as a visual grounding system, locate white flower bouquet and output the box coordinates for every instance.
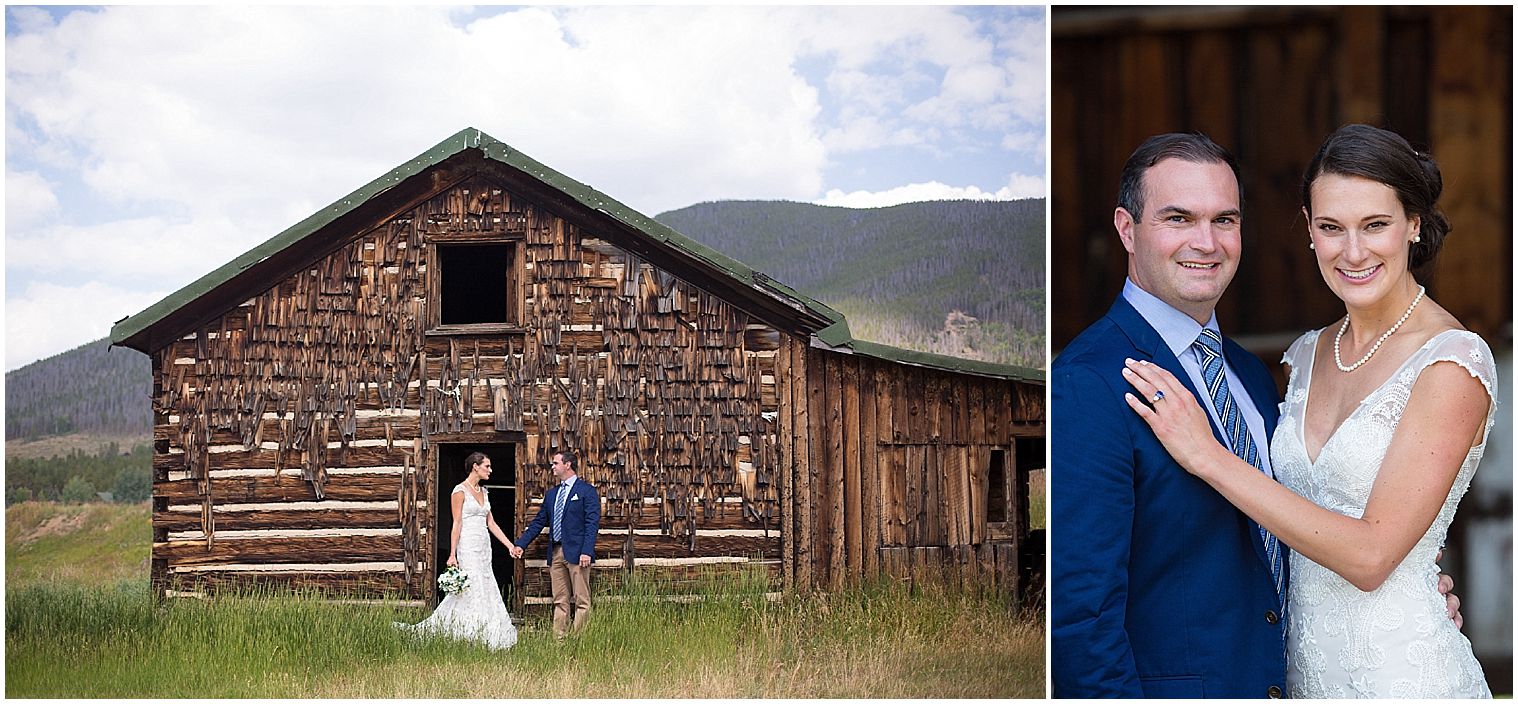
[438,565,469,594]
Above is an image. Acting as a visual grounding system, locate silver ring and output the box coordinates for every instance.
[1151,390,1165,403]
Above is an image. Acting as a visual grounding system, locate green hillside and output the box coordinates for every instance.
[5,338,150,441]
[656,199,1045,367]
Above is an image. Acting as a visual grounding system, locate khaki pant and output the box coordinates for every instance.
[550,546,591,637]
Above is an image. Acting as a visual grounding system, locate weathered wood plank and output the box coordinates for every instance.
[157,474,401,504]
[154,508,401,532]
[791,342,812,591]
[861,359,880,579]
[842,356,862,584]
[776,334,794,593]
[164,570,414,598]
[158,534,404,566]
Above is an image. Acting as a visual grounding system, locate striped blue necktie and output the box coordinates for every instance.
[551,481,570,542]
[1194,329,1285,607]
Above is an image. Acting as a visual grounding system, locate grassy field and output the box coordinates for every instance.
[6,502,1046,698]
[6,501,150,585]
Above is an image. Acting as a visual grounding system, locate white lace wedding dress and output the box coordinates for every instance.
[1273,328,1494,698]
[395,484,517,650]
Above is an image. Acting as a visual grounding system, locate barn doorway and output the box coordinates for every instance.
[434,443,517,607]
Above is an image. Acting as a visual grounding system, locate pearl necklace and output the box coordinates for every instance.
[1334,285,1425,372]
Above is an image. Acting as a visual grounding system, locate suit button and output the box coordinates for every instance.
[1268,685,1282,698]
[1265,610,1279,624]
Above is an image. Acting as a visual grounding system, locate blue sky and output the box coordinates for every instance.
[5,5,1046,370]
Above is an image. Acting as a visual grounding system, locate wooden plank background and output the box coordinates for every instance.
[775,342,1046,593]
[1052,6,1511,361]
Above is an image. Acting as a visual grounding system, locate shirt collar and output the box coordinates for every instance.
[1121,278,1222,359]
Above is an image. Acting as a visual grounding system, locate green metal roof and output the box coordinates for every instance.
[109,127,1041,384]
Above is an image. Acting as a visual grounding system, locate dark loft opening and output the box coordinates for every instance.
[439,243,512,325]
[987,448,1007,523]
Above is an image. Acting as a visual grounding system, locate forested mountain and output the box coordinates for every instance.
[5,338,151,441]
[6,199,1044,449]
[656,198,1045,368]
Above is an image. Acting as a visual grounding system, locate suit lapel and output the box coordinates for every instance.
[1108,298,1230,450]
[1109,297,1285,578]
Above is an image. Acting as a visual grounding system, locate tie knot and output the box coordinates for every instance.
[1194,328,1225,357]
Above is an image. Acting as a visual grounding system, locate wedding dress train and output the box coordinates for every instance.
[1273,328,1493,698]
[395,484,517,650]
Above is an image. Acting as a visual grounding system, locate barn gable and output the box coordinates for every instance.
[111,128,1044,601]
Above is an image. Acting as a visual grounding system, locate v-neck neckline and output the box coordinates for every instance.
[1298,328,1460,464]
[463,483,485,508]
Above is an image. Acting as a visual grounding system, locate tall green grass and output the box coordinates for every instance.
[6,569,1044,698]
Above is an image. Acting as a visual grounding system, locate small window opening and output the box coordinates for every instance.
[987,448,1007,523]
[439,243,512,325]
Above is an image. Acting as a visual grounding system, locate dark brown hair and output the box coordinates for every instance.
[1117,132,1242,219]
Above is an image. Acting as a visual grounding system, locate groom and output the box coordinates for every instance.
[1051,133,1460,698]
[1051,133,1286,698]
[511,450,600,638]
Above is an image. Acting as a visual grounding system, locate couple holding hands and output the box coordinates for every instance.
[398,450,600,649]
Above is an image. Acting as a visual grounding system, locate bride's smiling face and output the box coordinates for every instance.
[1305,173,1420,309]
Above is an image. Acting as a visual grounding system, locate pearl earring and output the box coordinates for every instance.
[1309,242,1315,250]
[1412,234,1422,243]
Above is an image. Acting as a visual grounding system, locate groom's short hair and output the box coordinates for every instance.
[556,450,578,470]
[1117,132,1243,219]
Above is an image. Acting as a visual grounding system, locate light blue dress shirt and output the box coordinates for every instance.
[1122,279,1274,478]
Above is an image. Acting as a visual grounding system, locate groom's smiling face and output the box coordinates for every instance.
[1117,158,1243,324]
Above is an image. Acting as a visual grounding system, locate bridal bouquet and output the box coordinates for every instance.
[438,565,469,594]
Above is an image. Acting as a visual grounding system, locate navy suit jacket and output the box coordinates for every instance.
[1051,296,1288,698]
[516,478,601,564]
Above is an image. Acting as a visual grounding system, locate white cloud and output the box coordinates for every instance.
[6,281,167,370]
[7,215,252,290]
[5,170,59,231]
[814,173,1044,209]
[1003,173,1047,199]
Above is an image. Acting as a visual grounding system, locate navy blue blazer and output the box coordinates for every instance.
[516,478,601,564]
[1051,296,1288,698]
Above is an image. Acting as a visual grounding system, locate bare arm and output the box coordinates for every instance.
[1124,358,1488,592]
[485,512,513,552]
[448,490,464,567]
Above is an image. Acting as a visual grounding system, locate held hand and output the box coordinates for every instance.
[1436,550,1463,629]
[579,554,591,568]
[508,545,523,559]
[1121,358,1225,476]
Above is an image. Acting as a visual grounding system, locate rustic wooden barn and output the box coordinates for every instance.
[110,128,1045,608]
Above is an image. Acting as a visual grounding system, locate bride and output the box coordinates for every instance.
[1122,124,1494,697]
[396,452,519,650]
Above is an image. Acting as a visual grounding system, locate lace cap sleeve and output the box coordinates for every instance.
[1280,328,1321,371]
[1417,330,1500,403]
[451,484,465,495]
